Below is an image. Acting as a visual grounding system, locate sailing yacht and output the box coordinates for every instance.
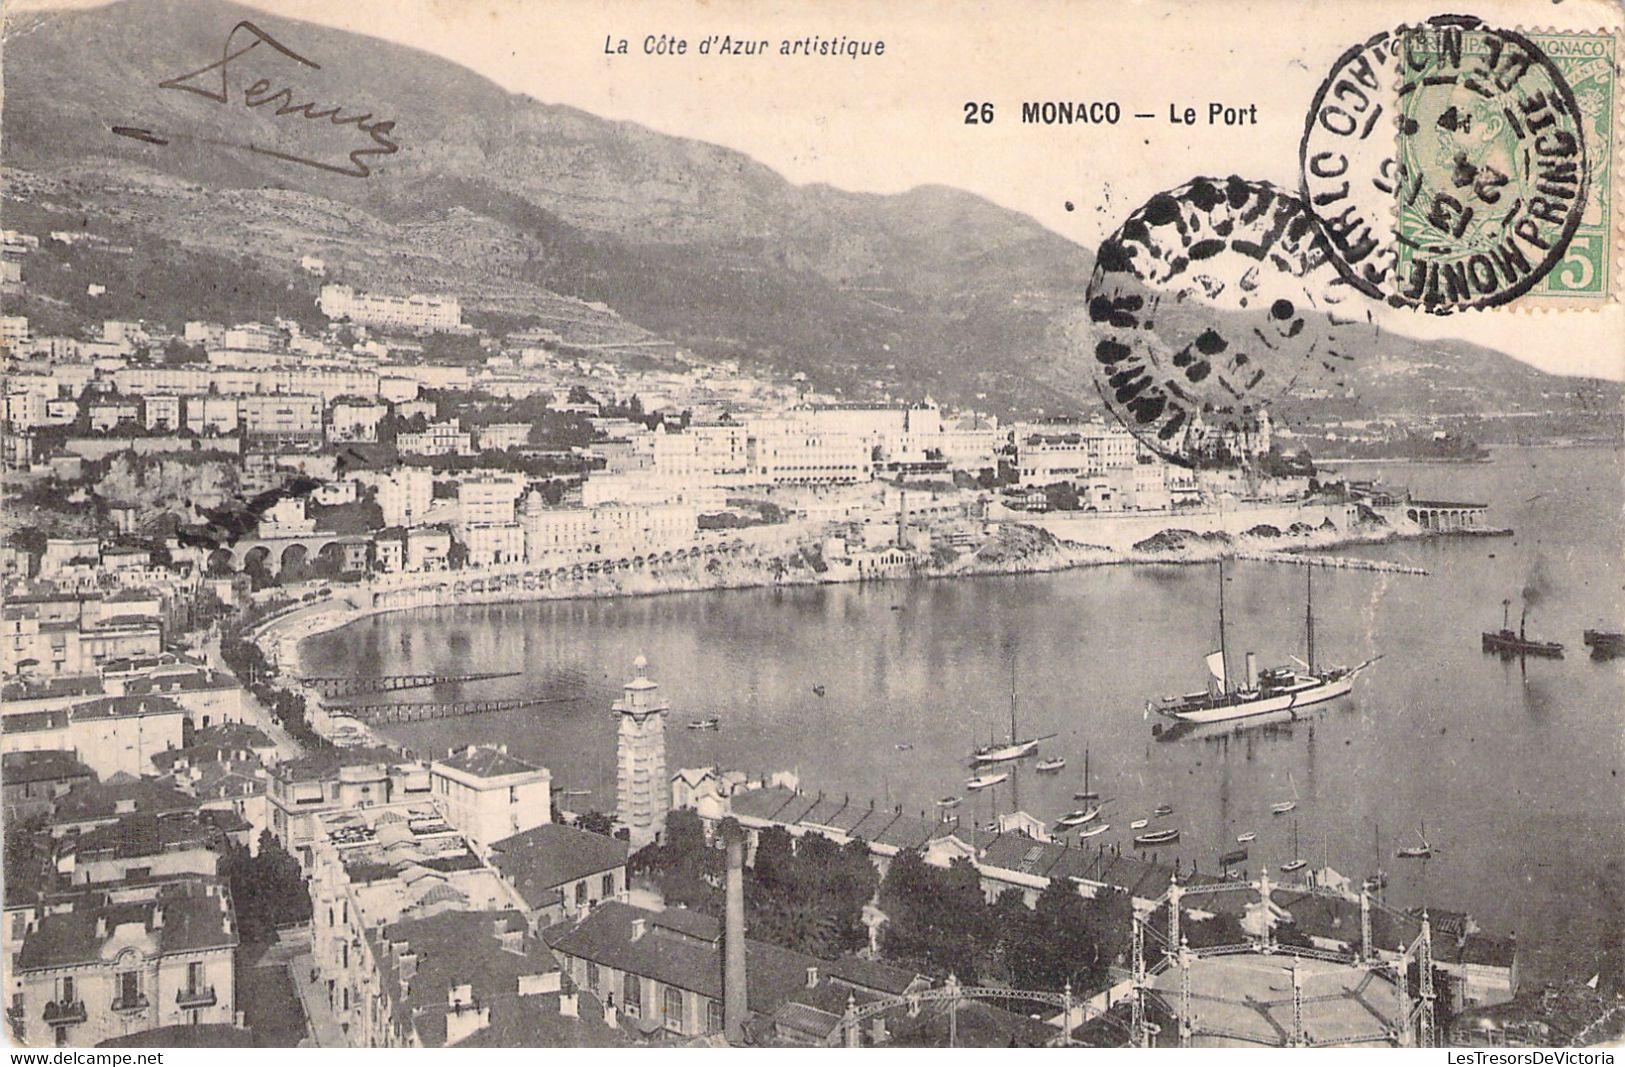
[1073,747,1100,800]
[1148,562,1377,726]
[1397,821,1433,859]
[1272,772,1300,815]
[1280,820,1308,873]
[971,656,1054,764]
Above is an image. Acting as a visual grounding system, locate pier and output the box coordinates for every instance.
[1234,552,1429,576]
[333,695,578,724]
[298,671,521,698]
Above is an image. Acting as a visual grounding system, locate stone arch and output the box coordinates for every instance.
[243,545,272,576]
[279,542,310,576]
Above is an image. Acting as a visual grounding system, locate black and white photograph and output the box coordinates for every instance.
[1,0,1621,1052]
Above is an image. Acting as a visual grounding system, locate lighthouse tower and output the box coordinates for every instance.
[613,654,670,849]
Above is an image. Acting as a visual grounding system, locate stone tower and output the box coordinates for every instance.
[613,654,670,849]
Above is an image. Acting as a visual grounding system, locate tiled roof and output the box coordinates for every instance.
[15,877,237,971]
[488,824,627,909]
[124,669,240,695]
[2,749,94,786]
[544,901,822,1015]
[50,778,199,824]
[69,695,187,722]
[437,745,543,780]
[271,744,410,782]
[821,956,924,997]
[192,721,272,749]
[374,909,570,1047]
[0,675,105,701]
[74,810,239,861]
[730,787,944,852]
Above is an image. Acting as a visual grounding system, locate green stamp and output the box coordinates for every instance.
[1393,18,1608,312]
[1521,31,1615,299]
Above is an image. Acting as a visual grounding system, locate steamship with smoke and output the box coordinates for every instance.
[1149,561,1377,727]
[1482,597,1565,658]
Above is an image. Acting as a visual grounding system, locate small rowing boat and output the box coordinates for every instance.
[936,795,961,808]
[1035,757,1066,773]
[1077,823,1110,839]
[1134,828,1180,847]
[1130,818,1149,830]
[1237,831,1257,844]
[966,773,1008,791]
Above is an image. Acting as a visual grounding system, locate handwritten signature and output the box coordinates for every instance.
[114,21,399,179]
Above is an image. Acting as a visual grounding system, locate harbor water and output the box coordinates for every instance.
[301,445,1625,982]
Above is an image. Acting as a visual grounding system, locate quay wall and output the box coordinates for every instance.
[1015,502,1361,552]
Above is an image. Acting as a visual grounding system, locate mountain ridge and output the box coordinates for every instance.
[2,0,1615,421]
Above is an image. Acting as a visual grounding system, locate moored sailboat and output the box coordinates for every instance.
[971,655,1055,764]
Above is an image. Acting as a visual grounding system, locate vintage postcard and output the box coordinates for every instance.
[1,0,1621,1053]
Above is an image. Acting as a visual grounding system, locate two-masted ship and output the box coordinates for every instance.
[1148,561,1377,726]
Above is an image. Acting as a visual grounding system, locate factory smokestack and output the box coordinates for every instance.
[724,824,748,1044]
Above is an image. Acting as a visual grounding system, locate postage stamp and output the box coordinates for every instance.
[1303,16,1620,314]
[1500,29,1618,303]
[1394,18,1591,313]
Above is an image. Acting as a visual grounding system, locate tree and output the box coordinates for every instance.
[572,811,615,837]
[222,832,313,943]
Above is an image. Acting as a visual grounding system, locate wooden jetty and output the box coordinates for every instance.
[336,695,577,724]
[299,671,521,698]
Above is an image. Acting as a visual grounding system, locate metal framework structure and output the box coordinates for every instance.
[1122,872,1437,1049]
[827,973,1128,1047]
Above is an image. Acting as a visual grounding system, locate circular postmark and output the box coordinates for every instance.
[1081,176,1361,465]
[1302,16,1590,314]
[1300,28,1405,300]
[1393,17,1590,313]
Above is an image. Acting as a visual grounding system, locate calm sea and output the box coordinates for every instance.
[301,445,1624,982]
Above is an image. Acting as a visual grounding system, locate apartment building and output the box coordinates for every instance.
[236,394,323,443]
[9,877,238,1048]
[318,285,461,332]
[457,475,526,525]
[354,468,434,528]
[429,746,552,851]
[399,421,474,457]
[519,497,699,563]
[1,695,186,780]
[329,400,388,442]
[305,804,515,1044]
[266,747,434,868]
[460,523,525,568]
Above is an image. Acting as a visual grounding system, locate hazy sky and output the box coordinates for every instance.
[16,0,1625,380]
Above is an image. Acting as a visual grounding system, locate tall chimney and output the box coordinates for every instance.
[723,825,748,1044]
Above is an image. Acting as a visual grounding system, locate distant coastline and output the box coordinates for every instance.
[260,512,1442,688]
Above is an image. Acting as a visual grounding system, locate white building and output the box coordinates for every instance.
[398,421,473,457]
[519,495,698,563]
[184,397,240,437]
[318,284,461,332]
[355,468,435,528]
[237,394,323,441]
[328,400,388,443]
[457,474,526,526]
[461,522,526,568]
[430,745,552,851]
